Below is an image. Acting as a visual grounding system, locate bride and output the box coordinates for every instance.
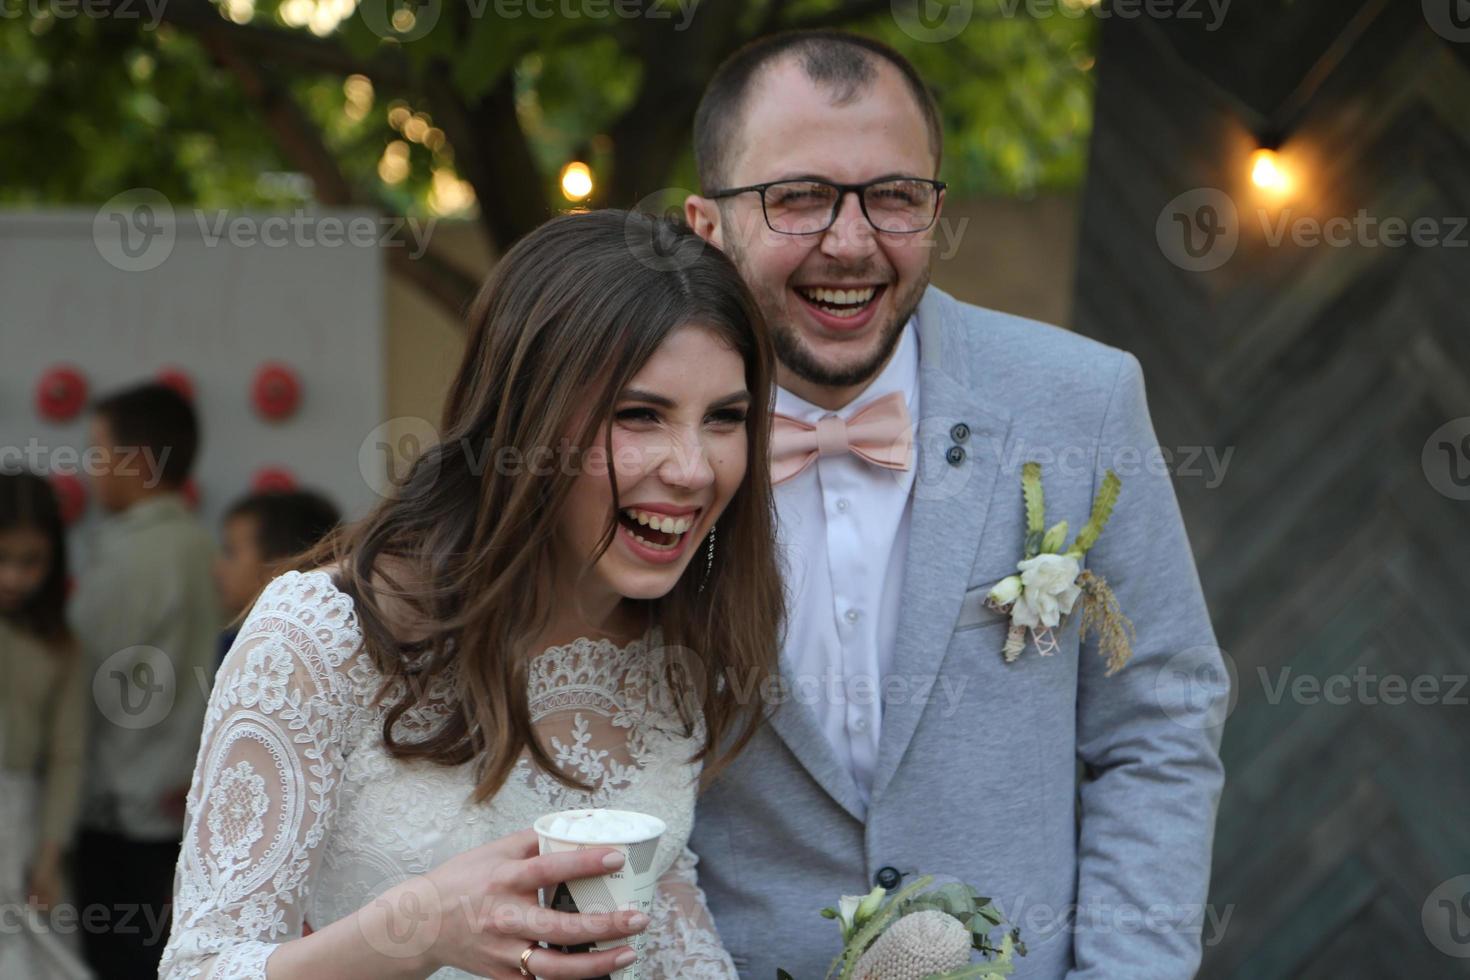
[160,210,784,979]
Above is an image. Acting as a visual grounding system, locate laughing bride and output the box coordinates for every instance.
[160,210,783,980]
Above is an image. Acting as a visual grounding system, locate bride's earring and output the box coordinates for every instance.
[698,523,717,593]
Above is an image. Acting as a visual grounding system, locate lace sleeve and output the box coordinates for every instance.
[159,571,363,980]
[642,847,739,980]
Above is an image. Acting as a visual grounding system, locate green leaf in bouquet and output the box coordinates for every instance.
[1067,469,1121,556]
[1021,462,1045,540]
[1040,519,1069,554]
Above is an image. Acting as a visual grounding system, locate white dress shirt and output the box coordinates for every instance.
[774,319,919,811]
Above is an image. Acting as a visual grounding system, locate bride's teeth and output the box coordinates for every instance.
[622,509,695,536]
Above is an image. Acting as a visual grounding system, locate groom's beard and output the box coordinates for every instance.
[734,253,929,391]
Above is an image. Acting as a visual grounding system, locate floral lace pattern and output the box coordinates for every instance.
[159,569,736,980]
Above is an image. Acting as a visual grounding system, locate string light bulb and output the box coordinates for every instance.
[1250,147,1292,196]
[560,161,593,202]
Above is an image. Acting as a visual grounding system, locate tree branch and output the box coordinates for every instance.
[423,62,549,250]
[150,0,413,89]
[197,34,478,319]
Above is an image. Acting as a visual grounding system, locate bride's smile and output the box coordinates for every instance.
[559,321,752,601]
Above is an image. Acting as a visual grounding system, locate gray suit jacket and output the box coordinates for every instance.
[691,286,1227,979]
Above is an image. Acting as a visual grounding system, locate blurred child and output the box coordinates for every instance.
[0,469,91,979]
[213,489,340,663]
[68,383,220,980]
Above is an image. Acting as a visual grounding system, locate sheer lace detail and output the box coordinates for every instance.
[160,569,735,980]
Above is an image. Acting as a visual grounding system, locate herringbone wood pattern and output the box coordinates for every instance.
[1072,2,1470,976]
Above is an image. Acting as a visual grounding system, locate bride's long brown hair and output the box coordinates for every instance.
[294,209,783,801]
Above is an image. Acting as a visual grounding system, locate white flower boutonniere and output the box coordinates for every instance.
[985,462,1136,674]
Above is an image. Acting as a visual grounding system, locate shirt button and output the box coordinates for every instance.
[946,445,966,466]
[875,866,902,889]
[836,498,850,512]
[950,422,971,442]
[853,717,870,733]
[845,609,860,623]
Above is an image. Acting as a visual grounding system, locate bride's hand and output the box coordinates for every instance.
[367,827,649,979]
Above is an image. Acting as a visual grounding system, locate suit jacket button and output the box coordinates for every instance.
[875,866,902,889]
[946,445,966,466]
[950,422,970,442]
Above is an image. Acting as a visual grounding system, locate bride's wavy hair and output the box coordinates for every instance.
[294,209,783,801]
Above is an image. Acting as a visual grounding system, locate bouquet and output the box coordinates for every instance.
[779,877,1025,980]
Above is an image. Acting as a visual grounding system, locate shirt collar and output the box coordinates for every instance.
[108,492,188,532]
[774,314,920,424]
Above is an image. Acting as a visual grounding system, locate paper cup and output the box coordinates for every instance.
[534,808,667,980]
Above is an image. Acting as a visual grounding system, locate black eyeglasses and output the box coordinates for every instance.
[710,177,947,235]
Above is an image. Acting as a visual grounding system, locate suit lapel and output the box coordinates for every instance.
[869,289,1012,804]
[759,287,1010,821]
[763,676,868,822]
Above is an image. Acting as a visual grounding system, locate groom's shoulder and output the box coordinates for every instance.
[924,287,1131,393]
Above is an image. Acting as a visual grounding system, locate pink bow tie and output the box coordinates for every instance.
[770,391,914,485]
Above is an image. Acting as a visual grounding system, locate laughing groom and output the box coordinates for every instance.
[684,31,1228,980]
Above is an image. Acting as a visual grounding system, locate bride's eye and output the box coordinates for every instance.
[706,408,748,426]
[615,407,659,424]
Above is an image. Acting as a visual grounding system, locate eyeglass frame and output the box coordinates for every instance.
[708,176,948,235]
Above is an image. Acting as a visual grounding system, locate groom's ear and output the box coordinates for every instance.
[684,194,724,250]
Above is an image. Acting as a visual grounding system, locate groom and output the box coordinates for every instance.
[683,30,1228,979]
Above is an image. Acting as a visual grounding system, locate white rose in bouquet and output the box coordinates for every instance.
[1011,553,1082,629]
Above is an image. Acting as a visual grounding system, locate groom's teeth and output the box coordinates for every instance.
[799,285,877,306]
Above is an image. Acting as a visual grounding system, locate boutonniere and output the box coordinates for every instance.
[985,462,1135,674]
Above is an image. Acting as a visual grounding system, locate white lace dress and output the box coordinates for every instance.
[159,569,738,980]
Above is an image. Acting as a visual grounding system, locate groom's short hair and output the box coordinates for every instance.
[694,29,943,195]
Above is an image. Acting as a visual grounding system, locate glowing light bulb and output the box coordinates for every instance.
[1250,148,1292,196]
[560,161,593,202]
